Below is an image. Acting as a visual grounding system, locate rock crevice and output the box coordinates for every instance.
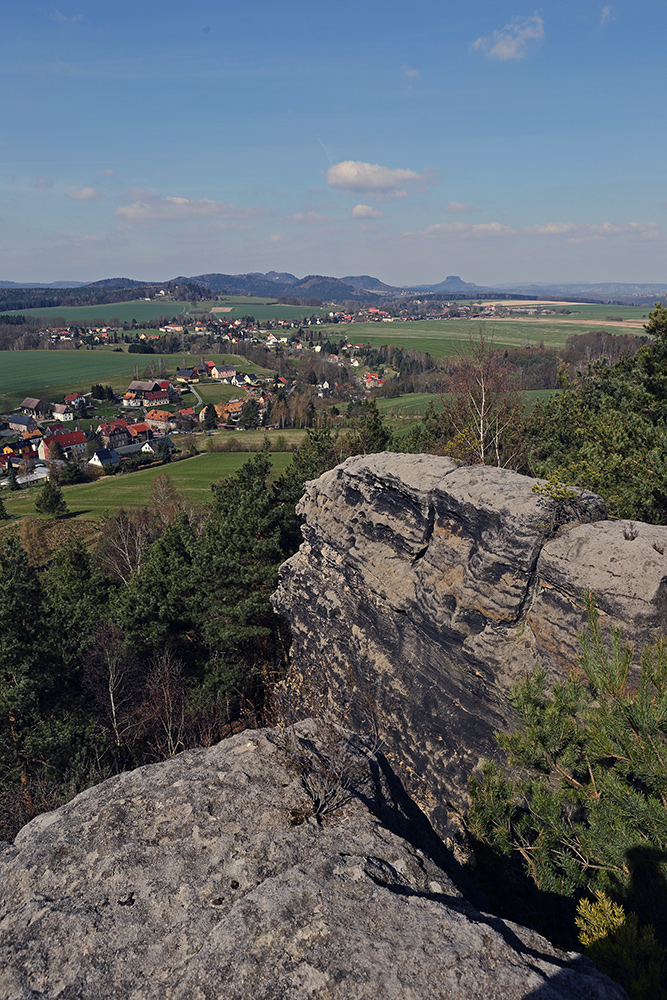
[273,454,667,830]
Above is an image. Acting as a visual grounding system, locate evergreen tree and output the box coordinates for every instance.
[0,497,8,520]
[35,479,68,518]
[468,596,667,948]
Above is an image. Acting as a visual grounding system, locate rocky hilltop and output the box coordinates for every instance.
[273,454,667,833]
[0,724,625,999]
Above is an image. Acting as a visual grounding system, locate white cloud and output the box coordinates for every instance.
[32,176,54,190]
[472,14,545,61]
[66,187,103,201]
[443,201,478,214]
[48,9,83,22]
[326,160,426,198]
[402,64,419,87]
[600,5,612,27]
[291,211,332,225]
[352,204,384,219]
[407,219,660,241]
[97,168,116,177]
[115,192,267,227]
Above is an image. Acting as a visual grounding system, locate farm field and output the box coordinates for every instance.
[318,312,646,359]
[1,297,325,324]
[0,450,293,523]
[0,350,276,413]
[206,428,308,450]
[375,388,556,423]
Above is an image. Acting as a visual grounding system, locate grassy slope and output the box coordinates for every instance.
[1,297,326,324]
[0,350,276,412]
[0,451,293,523]
[314,310,646,359]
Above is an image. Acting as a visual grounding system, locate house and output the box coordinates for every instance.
[9,414,37,433]
[20,397,51,417]
[98,420,131,449]
[21,430,44,444]
[143,390,170,407]
[142,436,175,456]
[88,448,120,470]
[144,409,174,432]
[38,430,87,462]
[176,368,195,382]
[126,422,152,443]
[218,399,245,424]
[64,392,86,407]
[122,392,143,408]
[52,403,74,423]
[212,365,236,380]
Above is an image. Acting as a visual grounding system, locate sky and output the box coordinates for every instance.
[2,1,666,286]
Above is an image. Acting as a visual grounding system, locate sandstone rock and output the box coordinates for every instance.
[272,455,667,829]
[0,725,626,1000]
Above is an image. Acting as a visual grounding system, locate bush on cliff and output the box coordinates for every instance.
[468,596,667,996]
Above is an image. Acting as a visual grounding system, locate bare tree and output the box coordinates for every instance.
[143,649,186,758]
[149,473,181,527]
[84,623,139,749]
[440,326,525,467]
[98,507,156,583]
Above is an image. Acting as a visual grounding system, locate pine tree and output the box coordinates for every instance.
[35,479,68,518]
[468,595,667,947]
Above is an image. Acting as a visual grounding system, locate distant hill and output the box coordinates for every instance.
[182,272,381,302]
[3,270,666,309]
[493,281,667,304]
[341,275,400,293]
[0,280,87,289]
[412,275,484,293]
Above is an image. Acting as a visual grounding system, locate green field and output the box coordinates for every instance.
[317,313,646,360]
[0,451,293,522]
[0,350,276,413]
[1,296,326,324]
[375,388,556,423]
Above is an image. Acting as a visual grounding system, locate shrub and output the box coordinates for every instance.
[468,595,667,991]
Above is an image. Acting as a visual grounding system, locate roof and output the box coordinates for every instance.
[89,448,120,465]
[42,430,86,448]
[20,397,42,409]
[127,422,151,436]
[145,409,171,421]
[10,414,35,426]
[128,380,161,392]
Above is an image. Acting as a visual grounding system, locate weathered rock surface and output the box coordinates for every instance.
[0,725,626,1000]
[272,454,667,829]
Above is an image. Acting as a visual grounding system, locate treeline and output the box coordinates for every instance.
[0,280,208,314]
[0,414,393,841]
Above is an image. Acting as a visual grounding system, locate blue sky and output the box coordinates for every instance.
[2,1,666,286]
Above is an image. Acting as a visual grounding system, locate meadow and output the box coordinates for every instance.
[1,296,325,324]
[0,450,293,523]
[375,388,555,424]
[0,350,275,412]
[319,308,647,360]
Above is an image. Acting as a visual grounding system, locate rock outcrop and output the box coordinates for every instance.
[0,725,626,999]
[272,454,667,831]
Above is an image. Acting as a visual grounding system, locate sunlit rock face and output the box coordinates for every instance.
[273,453,667,832]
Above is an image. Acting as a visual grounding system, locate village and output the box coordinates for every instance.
[0,333,393,489]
